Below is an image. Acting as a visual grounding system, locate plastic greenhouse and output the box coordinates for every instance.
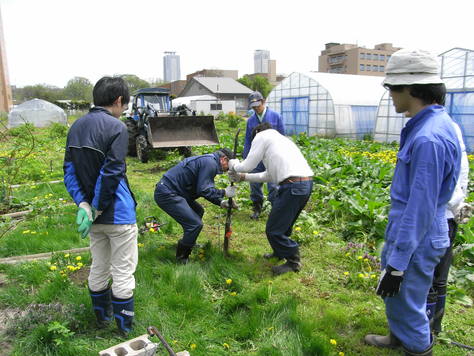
[8,98,67,128]
[374,48,474,152]
[266,72,385,138]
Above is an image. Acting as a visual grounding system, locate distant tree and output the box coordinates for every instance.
[63,77,93,101]
[238,75,273,98]
[119,74,150,93]
[149,77,167,87]
[13,84,63,103]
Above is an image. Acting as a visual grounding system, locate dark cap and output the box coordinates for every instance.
[216,148,234,159]
[248,91,264,108]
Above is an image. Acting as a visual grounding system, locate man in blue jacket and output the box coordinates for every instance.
[244,91,285,219]
[154,148,237,263]
[64,77,137,336]
[364,49,461,356]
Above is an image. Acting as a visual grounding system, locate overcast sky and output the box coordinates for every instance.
[2,0,473,88]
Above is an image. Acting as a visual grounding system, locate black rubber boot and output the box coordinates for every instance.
[89,287,113,328]
[263,252,284,260]
[403,342,433,356]
[432,295,446,334]
[272,252,301,276]
[250,201,262,220]
[176,240,193,264]
[112,295,134,336]
[364,332,401,349]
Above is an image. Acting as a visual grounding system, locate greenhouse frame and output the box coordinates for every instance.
[8,98,67,128]
[266,72,385,139]
[374,48,474,152]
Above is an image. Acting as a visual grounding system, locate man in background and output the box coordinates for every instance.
[243,91,285,219]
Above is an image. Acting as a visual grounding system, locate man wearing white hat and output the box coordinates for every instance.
[364,49,461,356]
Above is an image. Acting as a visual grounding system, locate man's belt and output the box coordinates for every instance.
[279,176,312,185]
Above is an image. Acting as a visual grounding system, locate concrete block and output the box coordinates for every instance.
[99,334,157,356]
[176,352,190,356]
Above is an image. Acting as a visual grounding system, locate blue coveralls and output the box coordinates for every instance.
[381,105,460,353]
[243,108,285,204]
[154,153,225,247]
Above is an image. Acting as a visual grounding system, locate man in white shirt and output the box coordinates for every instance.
[228,123,314,275]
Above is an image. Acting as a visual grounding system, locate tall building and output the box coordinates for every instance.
[0,8,12,112]
[163,51,181,82]
[254,49,270,74]
[318,43,400,76]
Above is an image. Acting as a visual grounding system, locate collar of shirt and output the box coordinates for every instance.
[256,106,267,122]
[400,105,443,147]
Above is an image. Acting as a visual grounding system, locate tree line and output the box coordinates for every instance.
[12,74,274,105]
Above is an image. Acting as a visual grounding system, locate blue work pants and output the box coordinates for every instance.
[154,181,204,247]
[382,234,447,352]
[265,180,312,258]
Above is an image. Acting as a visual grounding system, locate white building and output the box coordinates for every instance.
[163,51,181,82]
[254,49,270,74]
[266,72,385,138]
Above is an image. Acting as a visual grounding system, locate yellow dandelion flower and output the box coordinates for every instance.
[64,253,70,258]
[358,273,364,278]
[67,265,75,271]
[363,258,369,262]
[149,228,154,233]
[31,231,37,234]
[294,227,301,232]
[190,344,197,350]
[226,279,232,285]
[339,352,345,356]
[138,243,144,248]
[345,252,350,257]
[343,271,349,276]
[45,231,49,235]
[267,326,274,331]
[75,256,82,261]
[364,273,369,278]
[172,340,177,344]
[223,343,230,349]
[77,262,84,268]
[50,266,57,271]
[330,339,337,345]
[357,256,363,260]
[371,274,376,279]
[230,292,237,296]
[313,230,318,235]
[22,230,30,234]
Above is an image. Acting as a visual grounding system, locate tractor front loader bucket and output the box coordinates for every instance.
[148,115,219,148]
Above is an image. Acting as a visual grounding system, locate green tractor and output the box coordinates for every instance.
[125,88,219,162]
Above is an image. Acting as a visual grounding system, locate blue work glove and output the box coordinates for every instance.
[376,265,404,297]
[76,202,95,238]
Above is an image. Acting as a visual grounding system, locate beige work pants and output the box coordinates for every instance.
[88,223,138,299]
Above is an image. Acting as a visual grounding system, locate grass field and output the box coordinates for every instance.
[0,116,473,355]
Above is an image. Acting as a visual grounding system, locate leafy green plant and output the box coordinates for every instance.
[47,321,75,346]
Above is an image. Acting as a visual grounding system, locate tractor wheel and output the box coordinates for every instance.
[178,146,193,158]
[136,135,149,163]
[126,119,138,157]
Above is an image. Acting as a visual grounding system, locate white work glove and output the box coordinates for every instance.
[224,185,237,198]
[228,170,245,183]
[220,199,239,209]
[454,202,473,224]
[228,159,240,171]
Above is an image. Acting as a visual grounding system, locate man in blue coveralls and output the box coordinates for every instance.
[364,49,461,356]
[64,77,137,336]
[154,148,237,263]
[244,91,285,219]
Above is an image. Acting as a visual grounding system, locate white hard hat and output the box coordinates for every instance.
[383,48,443,86]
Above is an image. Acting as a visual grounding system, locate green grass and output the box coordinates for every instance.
[0,119,473,355]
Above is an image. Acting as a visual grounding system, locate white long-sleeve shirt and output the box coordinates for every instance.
[447,122,469,218]
[233,129,313,184]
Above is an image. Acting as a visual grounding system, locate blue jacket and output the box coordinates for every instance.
[63,107,137,224]
[243,108,285,159]
[160,152,225,205]
[384,105,460,271]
